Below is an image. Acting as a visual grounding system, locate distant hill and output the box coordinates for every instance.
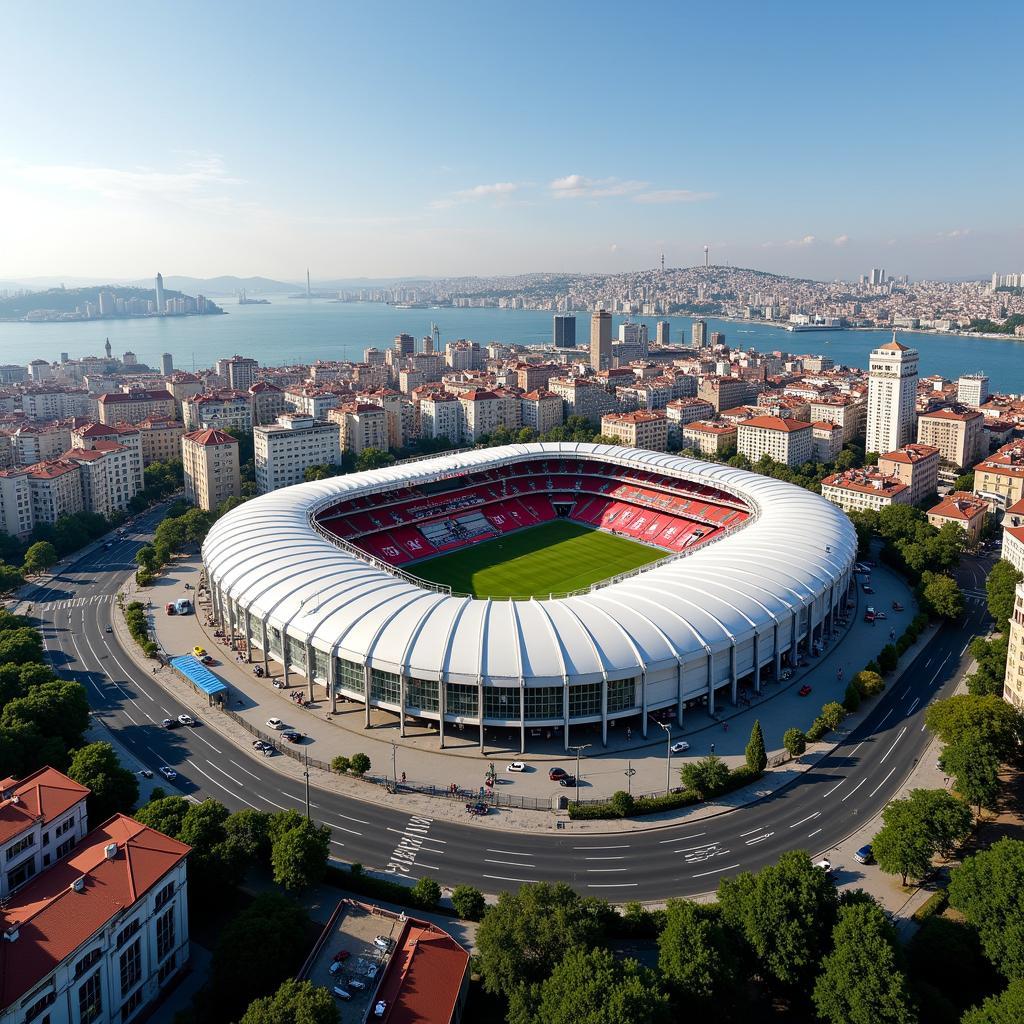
[0,285,223,319]
[127,275,296,295]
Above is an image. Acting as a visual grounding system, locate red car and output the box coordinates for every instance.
[548,767,569,781]
[332,950,350,963]
[798,684,812,697]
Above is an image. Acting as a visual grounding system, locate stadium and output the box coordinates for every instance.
[201,443,857,751]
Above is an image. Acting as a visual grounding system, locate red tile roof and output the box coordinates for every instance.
[183,428,237,447]
[928,492,988,522]
[0,815,190,1010]
[0,768,88,845]
[739,415,811,433]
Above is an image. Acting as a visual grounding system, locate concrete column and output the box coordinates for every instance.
[210,585,219,626]
[730,645,738,705]
[438,678,445,750]
[774,622,782,678]
[676,661,684,727]
[519,682,525,755]
[364,665,372,728]
[640,672,648,737]
[562,683,569,753]
[244,609,253,663]
[478,680,485,753]
[753,632,762,695]
[791,609,799,659]
[399,674,406,738]
[282,633,290,686]
[327,651,337,715]
[601,675,608,747]
[260,616,269,675]
[707,650,715,716]
[306,641,315,702]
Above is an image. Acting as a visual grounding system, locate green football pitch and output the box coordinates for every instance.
[411,519,666,598]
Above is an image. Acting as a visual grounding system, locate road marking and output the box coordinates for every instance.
[745,832,774,845]
[907,697,920,714]
[586,867,628,873]
[807,828,822,838]
[485,858,536,868]
[186,760,261,810]
[332,824,364,837]
[674,842,717,854]
[739,826,763,837]
[586,882,638,889]
[879,726,907,764]
[203,760,243,786]
[659,833,704,844]
[189,729,223,755]
[122,709,138,725]
[789,811,820,828]
[229,760,261,780]
[848,742,863,756]
[960,641,970,656]
[486,849,532,857]
[335,811,371,825]
[868,766,898,799]
[924,658,932,668]
[483,873,539,884]
[255,794,291,811]
[330,839,346,849]
[877,709,892,727]
[573,844,631,850]
[823,779,845,798]
[584,855,625,861]
[692,863,740,879]
[841,778,867,802]
[385,815,435,876]
[386,827,446,845]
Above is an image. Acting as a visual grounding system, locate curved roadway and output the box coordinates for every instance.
[25,512,991,901]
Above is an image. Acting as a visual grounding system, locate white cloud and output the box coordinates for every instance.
[761,234,817,249]
[833,234,849,246]
[938,228,971,239]
[549,174,648,199]
[430,181,521,209]
[632,189,715,204]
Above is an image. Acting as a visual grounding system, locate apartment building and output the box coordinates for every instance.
[821,469,912,513]
[737,416,813,468]
[97,390,176,426]
[600,411,669,452]
[520,389,564,435]
[283,385,351,421]
[974,442,1024,509]
[329,403,389,455]
[254,414,341,494]
[358,389,408,448]
[515,363,562,392]
[681,420,737,456]
[615,380,673,412]
[10,422,74,466]
[72,423,144,492]
[865,338,919,454]
[665,398,716,446]
[807,395,866,444]
[220,355,259,391]
[926,491,989,546]
[698,375,750,412]
[916,406,985,470]
[811,421,845,463]
[163,373,204,415]
[134,418,185,466]
[64,444,139,519]
[0,470,32,537]
[1003,582,1024,711]
[0,768,190,1024]
[183,390,253,434]
[418,392,462,445]
[877,443,940,505]
[249,382,287,426]
[182,428,241,511]
[21,386,94,422]
[458,389,519,442]
[26,460,85,525]
[548,377,618,425]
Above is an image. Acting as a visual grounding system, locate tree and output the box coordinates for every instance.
[962,980,1024,1024]
[208,892,311,1022]
[133,795,191,838]
[0,562,23,593]
[820,701,847,731]
[942,732,1002,813]
[872,798,939,886]
[23,540,57,574]
[67,742,139,823]
[680,754,729,799]
[813,902,918,1024]
[1,679,90,751]
[239,978,338,1024]
[411,876,441,909]
[910,787,973,857]
[508,946,670,1024]
[782,728,806,757]
[925,694,1023,757]
[356,448,396,472]
[330,754,350,774]
[949,838,1024,980]
[906,917,1000,1016]
[967,635,1009,697]
[270,818,330,892]
[609,790,635,816]
[348,752,371,776]
[450,884,486,921]
[476,882,605,996]
[745,719,767,772]
[954,472,976,493]
[717,849,838,988]
[986,560,1023,629]
[224,809,271,866]
[0,626,44,665]
[657,900,740,1005]
[920,571,963,619]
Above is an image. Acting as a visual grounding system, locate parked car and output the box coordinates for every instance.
[138,769,153,779]
[366,964,380,979]
[892,601,904,611]
[331,950,351,963]
[506,761,527,772]
[670,741,690,754]
[161,718,176,729]
[548,767,569,781]
[813,858,832,874]
[798,684,813,697]
[373,935,393,951]
[281,729,302,743]
[558,775,577,787]
[158,766,177,781]
[252,739,270,753]
[332,987,352,1001]
[201,655,215,665]
[266,717,284,729]
[177,714,195,727]
[347,979,367,991]
[862,584,874,594]
[165,603,176,615]
[874,611,887,620]
[854,844,874,865]
[193,646,207,658]
[373,1001,388,1018]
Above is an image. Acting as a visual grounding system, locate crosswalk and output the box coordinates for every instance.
[37,595,109,611]
[961,588,987,606]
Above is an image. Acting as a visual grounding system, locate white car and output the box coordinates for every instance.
[177,714,195,727]
[670,741,690,754]
[266,717,284,729]
[366,963,379,979]
[373,935,392,950]
[158,766,177,781]
[373,1000,387,1018]
[506,761,527,772]
[813,858,832,874]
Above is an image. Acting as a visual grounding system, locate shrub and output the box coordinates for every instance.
[331,755,350,774]
[844,682,861,712]
[864,660,881,674]
[820,701,847,731]
[912,890,948,923]
[609,790,635,817]
[853,670,885,697]
[783,728,807,757]
[877,644,899,673]
[806,718,827,743]
[451,885,486,921]
[348,752,371,776]
[411,876,441,909]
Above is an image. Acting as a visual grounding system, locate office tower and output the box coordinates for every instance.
[306,268,311,297]
[865,334,919,454]
[60,352,69,363]
[155,272,165,314]
[422,334,434,354]
[638,323,649,356]
[656,321,670,346]
[394,333,415,357]
[869,268,886,287]
[957,373,989,408]
[710,331,726,347]
[161,352,174,375]
[590,309,612,371]
[704,245,709,267]
[98,290,114,316]
[692,319,707,348]
[553,314,577,349]
[618,322,642,345]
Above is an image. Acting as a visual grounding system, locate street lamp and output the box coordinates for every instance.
[391,741,398,790]
[624,760,636,796]
[568,743,591,803]
[651,716,672,796]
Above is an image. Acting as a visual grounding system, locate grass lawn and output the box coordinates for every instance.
[412,519,665,598]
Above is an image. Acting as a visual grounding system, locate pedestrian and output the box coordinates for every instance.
[626,727,632,741]
[401,771,406,783]
[723,722,729,732]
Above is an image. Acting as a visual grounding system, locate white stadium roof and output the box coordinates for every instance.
[202,443,857,686]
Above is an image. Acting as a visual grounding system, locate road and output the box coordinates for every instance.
[24,514,992,901]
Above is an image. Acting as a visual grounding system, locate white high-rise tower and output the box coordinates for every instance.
[155,272,165,314]
[866,332,919,455]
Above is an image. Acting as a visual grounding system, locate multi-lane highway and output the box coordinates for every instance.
[24,514,991,900]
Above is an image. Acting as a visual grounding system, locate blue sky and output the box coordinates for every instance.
[1,0,1019,281]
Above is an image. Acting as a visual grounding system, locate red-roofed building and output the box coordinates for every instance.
[97,391,175,426]
[737,415,813,467]
[927,491,989,545]
[0,806,190,1024]
[821,468,912,513]
[182,429,241,511]
[878,443,940,505]
[600,410,669,452]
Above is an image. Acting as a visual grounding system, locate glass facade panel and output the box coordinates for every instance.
[607,677,637,713]
[336,658,364,693]
[524,686,562,720]
[445,683,477,716]
[312,647,330,682]
[406,677,439,712]
[482,686,518,719]
[569,682,601,719]
[370,668,401,704]
[268,625,282,656]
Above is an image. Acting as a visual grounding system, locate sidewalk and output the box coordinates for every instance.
[116,558,931,834]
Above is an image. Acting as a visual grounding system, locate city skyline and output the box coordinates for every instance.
[1,2,1021,282]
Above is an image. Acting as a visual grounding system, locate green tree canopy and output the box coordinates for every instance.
[926,694,1023,757]
[238,978,338,1024]
[941,731,1002,813]
[133,795,191,838]
[745,719,767,772]
[450,884,486,921]
[657,900,740,1006]
[986,560,1023,629]
[67,742,139,823]
[355,448,396,472]
[23,540,58,574]
[962,979,1024,1024]
[813,901,918,1024]
[1,678,89,750]
[679,754,729,800]
[270,818,330,892]
[0,626,44,665]
[872,794,938,886]
[920,571,963,619]
[782,727,806,757]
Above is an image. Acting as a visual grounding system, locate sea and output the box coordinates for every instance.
[1,297,1022,390]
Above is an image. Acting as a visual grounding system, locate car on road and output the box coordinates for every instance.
[193,646,207,658]
[177,714,195,727]
[281,729,302,743]
[332,950,351,963]
[266,717,284,729]
[874,611,887,620]
[332,987,352,1001]
[347,979,367,991]
[558,775,577,787]
[138,769,153,779]
[201,655,215,665]
[548,767,569,781]
[165,603,176,615]
[105,624,112,633]
[366,964,380,980]
[864,608,876,623]
[670,741,690,754]
[798,684,812,697]
[813,858,832,874]
[892,601,904,611]
[854,844,874,864]
[158,766,177,781]
[506,761,527,772]
[373,1001,388,1018]
[161,718,177,729]
[862,584,874,594]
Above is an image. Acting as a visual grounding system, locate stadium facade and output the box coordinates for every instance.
[202,443,857,751]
